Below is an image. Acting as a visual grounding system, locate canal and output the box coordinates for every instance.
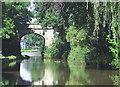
[2,52,116,85]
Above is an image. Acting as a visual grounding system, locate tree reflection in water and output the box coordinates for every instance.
[2,56,116,86]
[32,60,70,85]
[2,56,70,85]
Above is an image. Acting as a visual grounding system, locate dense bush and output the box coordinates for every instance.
[68,46,90,63]
[45,44,59,59]
[45,38,70,60]
[66,24,90,63]
[85,49,113,69]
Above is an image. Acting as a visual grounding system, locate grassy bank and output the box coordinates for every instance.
[21,49,38,52]
[0,54,28,60]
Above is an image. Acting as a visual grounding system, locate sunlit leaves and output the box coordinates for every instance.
[2,18,15,39]
[66,23,87,47]
[105,2,120,69]
[2,2,33,38]
[40,9,60,30]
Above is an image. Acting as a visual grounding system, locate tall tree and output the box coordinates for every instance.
[2,2,33,56]
[34,2,119,69]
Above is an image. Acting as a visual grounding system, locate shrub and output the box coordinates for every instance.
[68,46,90,63]
[45,44,59,59]
[45,38,70,60]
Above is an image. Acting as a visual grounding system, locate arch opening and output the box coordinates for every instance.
[20,33,45,57]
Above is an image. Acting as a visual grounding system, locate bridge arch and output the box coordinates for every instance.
[20,24,55,48]
[20,32,45,43]
[20,33,45,58]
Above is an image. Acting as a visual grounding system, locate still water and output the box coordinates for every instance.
[2,52,116,85]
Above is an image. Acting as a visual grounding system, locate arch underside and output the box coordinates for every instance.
[20,28,54,47]
[20,33,45,49]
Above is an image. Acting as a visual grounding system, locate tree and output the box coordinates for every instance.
[2,2,33,56]
[34,2,70,59]
[34,2,119,69]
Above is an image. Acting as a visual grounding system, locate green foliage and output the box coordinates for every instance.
[2,2,33,39]
[22,33,44,52]
[92,2,120,69]
[7,55,16,59]
[0,54,18,59]
[34,2,119,71]
[108,33,120,69]
[40,10,60,30]
[110,74,120,85]
[45,44,59,59]
[86,49,113,69]
[66,23,87,47]
[104,2,120,69]
[45,38,69,59]
[93,2,100,38]
[66,23,89,63]
[68,46,89,63]
[8,62,16,67]
[1,80,15,86]
[35,3,61,31]
[2,18,15,38]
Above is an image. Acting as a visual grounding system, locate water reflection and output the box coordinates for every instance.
[34,61,70,85]
[2,56,116,85]
[20,61,32,82]
[19,56,70,85]
[86,69,114,85]
[67,62,115,85]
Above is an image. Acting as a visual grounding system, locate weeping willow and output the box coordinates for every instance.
[93,1,120,69]
[93,2,100,38]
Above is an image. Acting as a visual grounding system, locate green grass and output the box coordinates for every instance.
[0,54,26,59]
[0,54,17,59]
[7,55,16,59]
[21,49,38,52]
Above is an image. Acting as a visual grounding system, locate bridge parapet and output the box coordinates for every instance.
[28,24,53,30]
[28,24,54,47]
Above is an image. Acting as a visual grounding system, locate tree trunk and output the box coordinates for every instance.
[2,36,21,56]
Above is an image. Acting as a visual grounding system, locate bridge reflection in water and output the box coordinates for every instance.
[2,54,115,85]
[19,56,70,85]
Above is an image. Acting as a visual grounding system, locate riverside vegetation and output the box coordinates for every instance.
[1,1,120,85]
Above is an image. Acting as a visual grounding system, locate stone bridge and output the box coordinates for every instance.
[1,24,55,56]
[21,24,55,47]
